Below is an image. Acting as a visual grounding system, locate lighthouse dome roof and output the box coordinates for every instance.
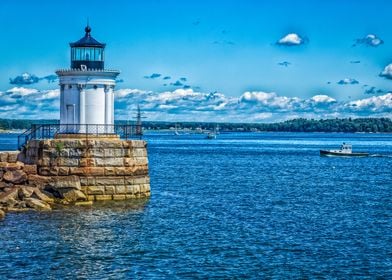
[70,25,105,48]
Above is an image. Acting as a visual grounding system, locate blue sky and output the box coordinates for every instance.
[0,0,391,122]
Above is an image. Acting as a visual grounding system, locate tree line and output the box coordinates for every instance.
[1,118,391,133]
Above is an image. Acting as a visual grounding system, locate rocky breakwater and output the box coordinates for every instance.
[0,137,150,220]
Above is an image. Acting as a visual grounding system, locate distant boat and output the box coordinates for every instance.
[174,123,180,136]
[206,132,216,139]
[320,143,369,157]
[206,125,218,139]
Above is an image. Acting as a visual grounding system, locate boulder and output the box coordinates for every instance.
[32,189,54,203]
[4,162,24,171]
[24,198,51,211]
[0,209,5,220]
[3,170,27,184]
[0,188,19,206]
[18,186,35,199]
[59,189,87,202]
[0,181,8,190]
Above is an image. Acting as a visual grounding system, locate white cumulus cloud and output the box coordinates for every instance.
[355,34,384,47]
[380,64,392,79]
[0,86,390,122]
[277,33,306,46]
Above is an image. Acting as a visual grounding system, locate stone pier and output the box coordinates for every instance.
[0,135,150,216]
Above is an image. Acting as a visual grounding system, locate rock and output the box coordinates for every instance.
[14,201,27,209]
[0,188,19,206]
[7,152,19,163]
[0,181,8,190]
[27,174,52,187]
[0,209,5,220]
[49,176,81,190]
[32,189,54,203]
[0,152,8,162]
[18,186,35,199]
[24,198,51,211]
[4,162,24,171]
[3,170,27,184]
[59,189,87,202]
[75,201,93,206]
[23,164,37,175]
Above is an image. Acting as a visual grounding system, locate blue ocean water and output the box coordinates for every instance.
[0,132,391,278]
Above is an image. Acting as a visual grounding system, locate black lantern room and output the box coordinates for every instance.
[70,25,106,70]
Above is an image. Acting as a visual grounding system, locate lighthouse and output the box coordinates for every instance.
[56,25,120,132]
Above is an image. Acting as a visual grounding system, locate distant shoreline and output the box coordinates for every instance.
[0,117,391,133]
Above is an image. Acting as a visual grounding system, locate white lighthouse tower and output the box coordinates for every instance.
[56,25,119,132]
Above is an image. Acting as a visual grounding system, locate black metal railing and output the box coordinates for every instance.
[17,124,141,150]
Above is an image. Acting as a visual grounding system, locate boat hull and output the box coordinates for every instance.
[320,150,369,157]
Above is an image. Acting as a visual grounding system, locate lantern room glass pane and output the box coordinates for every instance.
[72,47,104,61]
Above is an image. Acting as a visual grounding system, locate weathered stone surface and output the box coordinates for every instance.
[0,181,8,190]
[75,201,93,206]
[57,157,79,167]
[82,167,104,176]
[135,158,148,165]
[23,164,37,175]
[48,176,81,190]
[125,176,149,185]
[68,148,83,157]
[94,140,123,149]
[18,186,35,199]
[27,174,52,187]
[126,185,140,194]
[94,195,112,201]
[58,167,70,176]
[86,185,105,195]
[131,148,147,158]
[104,185,115,194]
[104,149,126,158]
[7,152,19,163]
[25,198,51,211]
[88,148,105,158]
[60,189,87,202]
[123,158,136,167]
[113,194,127,200]
[125,140,146,148]
[3,170,27,184]
[115,185,127,194]
[69,167,85,176]
[141,184,151,193]
[32,189,54,203]
[114,167,127,176]
[104,167,116,176]
[39,167,59,176]
[96,157,123,167]
[4,162,24,171]
[79,158,95,167]
[95,177,125,186]
[0,188,19,205]
[0,209,5,219]
[0,152,8,162]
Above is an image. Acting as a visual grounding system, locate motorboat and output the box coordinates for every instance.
[320,143,369,157]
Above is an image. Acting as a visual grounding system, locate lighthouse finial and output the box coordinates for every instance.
[85,18,91,36]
